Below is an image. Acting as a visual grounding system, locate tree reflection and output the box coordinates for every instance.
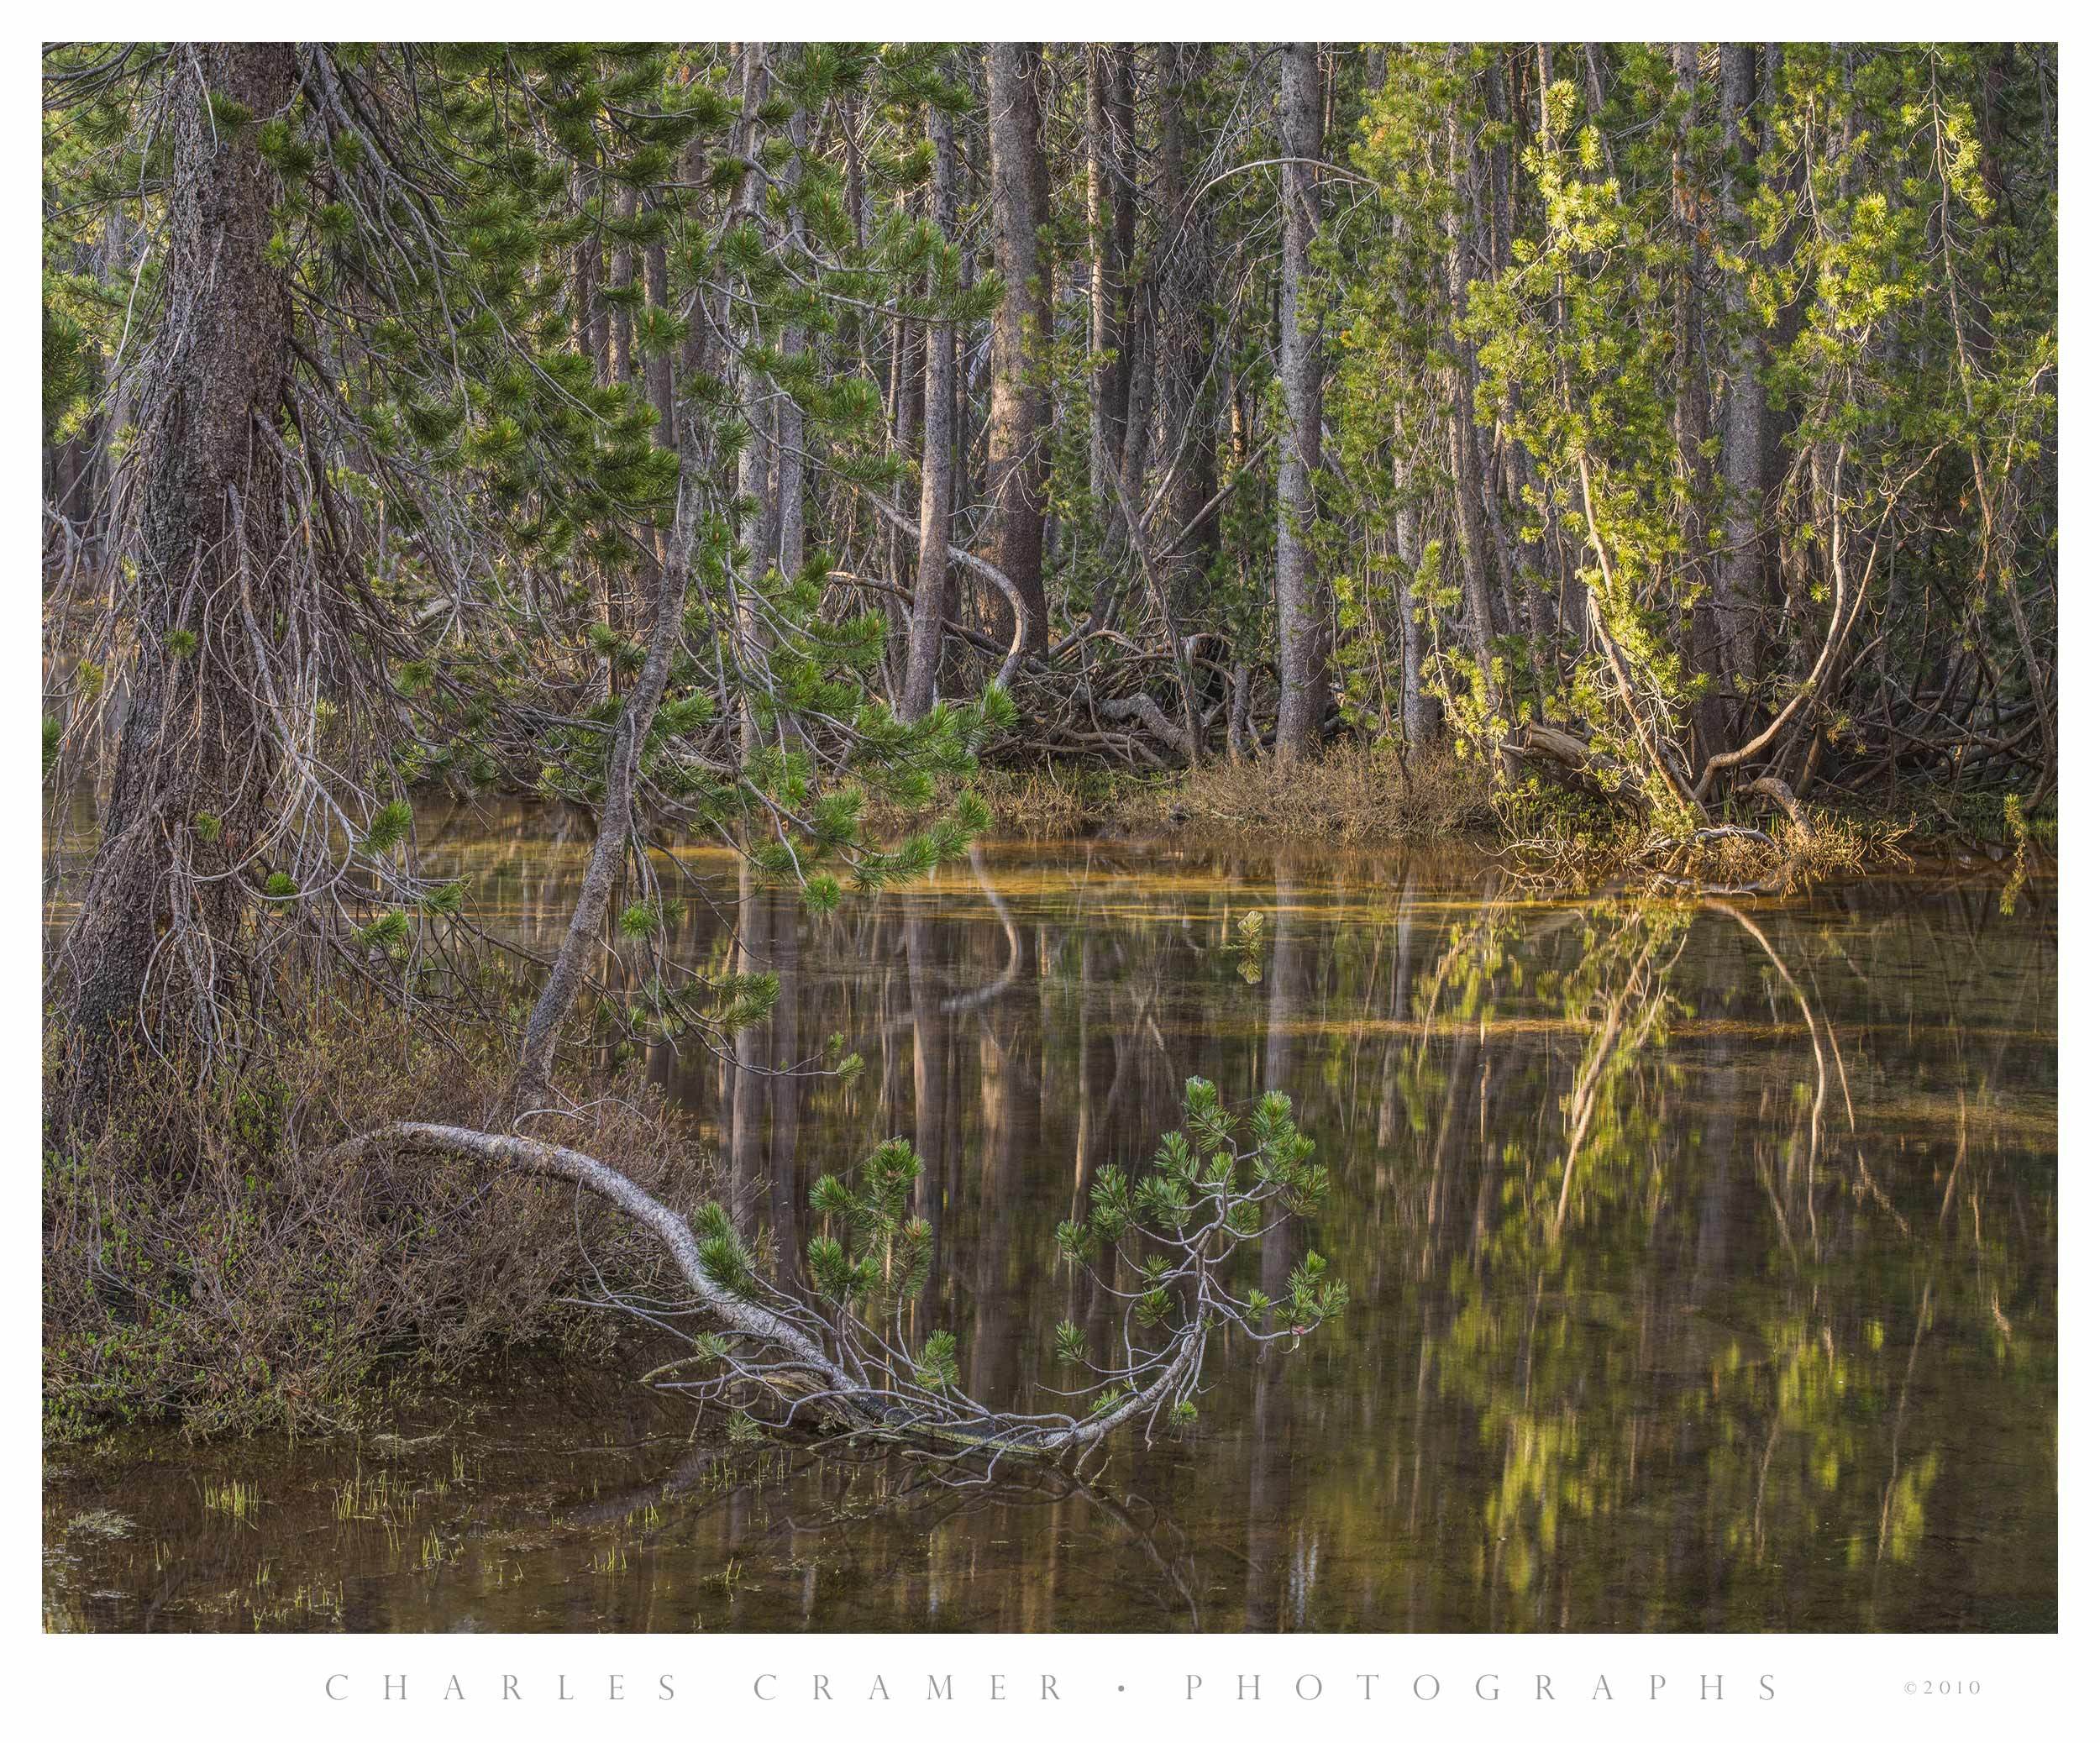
[1392,888,2052,1628]
[67,827,2038,1632]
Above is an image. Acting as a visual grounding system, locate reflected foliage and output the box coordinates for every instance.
[46,826,2055,1631]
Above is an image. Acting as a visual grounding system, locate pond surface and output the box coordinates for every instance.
[45,816,2057,1631]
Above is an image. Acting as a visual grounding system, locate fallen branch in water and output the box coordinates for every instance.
[331,1078,1345,1468]
[324,1121,853,1383]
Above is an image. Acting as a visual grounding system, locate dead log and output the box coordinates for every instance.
[1749,774,1809,833]
[1504,722,1653,818]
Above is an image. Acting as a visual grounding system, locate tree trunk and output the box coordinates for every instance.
[1484,53,1551,701]
[1380,51,1437,749]
[1086,46,1135,502]
[1441,98,1505,748]
[58,42,298,1127]
[607,184,636,387]
[643,229,674,449]
[1158,46,1219,606]
[728,45,774,750]
[1714,41,1766,726]
[1273,42,1328,763]
[985,44,1051,658]
[902,102,958,720]
[513,476,699,1116]
[1671,43,1721,758]
[775,101,810,580]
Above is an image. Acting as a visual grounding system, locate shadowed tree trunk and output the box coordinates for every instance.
[607,184,636,388]
[985,43,1051,658]
[729,45,774,750]
[1441,92,1506,755]
[58,41,298,1130]
[512,479,696,1117]
[1377,48,1437,750]
[1273,42,1328,762]
[1087,46,1136,503]
[1670,42,1721,759]
[775,100,811,581]
[903,97,958,720]
[1158,45,1220,606]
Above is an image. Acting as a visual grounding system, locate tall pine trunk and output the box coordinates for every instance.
[1086,47,1135,504]
[1714,41,1766,727]
[1441,96,1505,753]
[1272,43,1328,762]
[1158,46,1220,608]
[985,44,1051,658]
[1670,43,1722,758]
[902,102,958,720]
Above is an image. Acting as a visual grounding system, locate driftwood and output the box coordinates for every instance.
[1079,685,1194,757]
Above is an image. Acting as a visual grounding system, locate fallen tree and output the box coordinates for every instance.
[334,1075,1346,1467]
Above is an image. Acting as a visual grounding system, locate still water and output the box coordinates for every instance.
[45,813,2057,1631]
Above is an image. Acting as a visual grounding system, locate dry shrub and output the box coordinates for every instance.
[1499,797,1915,896]
[44,1000,711,1441]
[1113,743,1496,843]
[973,765,1124,834]
[862,762,1137,837]
[865,743,1493,843]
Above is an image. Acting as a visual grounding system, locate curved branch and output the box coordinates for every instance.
[326,1121,853,1385]
[329,1117,1257,1462]
[1694,442,1869,800]
[858,489,1031,692]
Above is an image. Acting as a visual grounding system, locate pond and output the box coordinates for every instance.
[44,816,2057,1631]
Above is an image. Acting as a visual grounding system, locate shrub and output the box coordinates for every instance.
[43,1001,713,1441]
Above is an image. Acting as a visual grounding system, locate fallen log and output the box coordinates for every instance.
[327,1089,1332,1464]
[1504,722,1654,817]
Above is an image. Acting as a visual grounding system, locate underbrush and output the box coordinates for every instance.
[876,743,1495,843]
[956,763,1142,835]
[1492,777,1918,895]
[766,738,2030,902]
[43,1005,709,1443]
[1109,743,1498,843]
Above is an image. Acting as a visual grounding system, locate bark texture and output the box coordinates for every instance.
[902,102,959,720]
[1714,41,1767,718]
[984,44,1051,657]
[60,42,299,1123]
[1272,43,1329,762]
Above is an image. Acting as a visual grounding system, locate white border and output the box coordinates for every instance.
[9,8,2082,1736]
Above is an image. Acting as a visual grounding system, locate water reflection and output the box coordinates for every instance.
[45,816,2056,1631]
